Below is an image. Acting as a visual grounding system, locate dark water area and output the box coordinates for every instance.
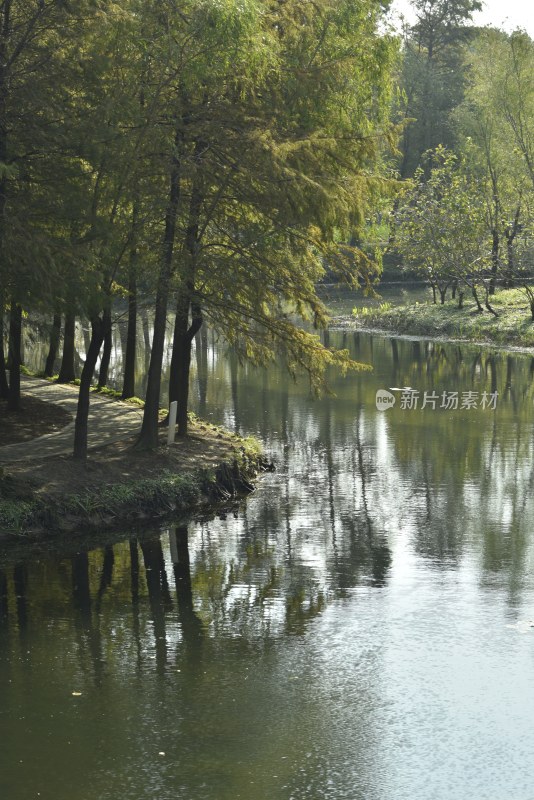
[2,311,534,799]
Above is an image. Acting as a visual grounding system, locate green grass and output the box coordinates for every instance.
[0,471,204,534]
[352,287,534,348]
[0,437,264,536]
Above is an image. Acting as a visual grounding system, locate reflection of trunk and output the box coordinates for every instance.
[413,340,422,377]
[137,128,182,449]
[72,552,92,618]
[391,338,399,383]
[73,314,108,461]
[130,540,139,605]
[44,313,62,377]
[57,310,76,383]
[71,550,104,684]
[140,538,170,670]
[129,540,142,665]
[504,356,513,399]
[13,563,27,633]
[486,355,497,395]
[355,411,392,586]
[97,307,112,389]
[471,352,481,382]
[0,570,7,625]
[170,527,204,644]
[0,306,8,399]
[7,301,21,410]
[95,546,115,612]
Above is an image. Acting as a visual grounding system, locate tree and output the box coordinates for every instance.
[135,0,398,447]
[457,28,534,300]
[397,0,481,178]
[396,146,490,308]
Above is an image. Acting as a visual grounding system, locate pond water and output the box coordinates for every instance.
[2,314,534,799]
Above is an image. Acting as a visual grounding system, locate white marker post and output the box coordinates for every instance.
[167,401,178,446]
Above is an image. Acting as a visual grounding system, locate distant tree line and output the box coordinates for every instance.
[392,0,534,315]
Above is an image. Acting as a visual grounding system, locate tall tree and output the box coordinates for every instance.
[137,0,398,447]
[397,0,481,178]
[457,28,534,295]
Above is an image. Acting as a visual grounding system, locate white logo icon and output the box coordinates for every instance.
[376,389,396,411]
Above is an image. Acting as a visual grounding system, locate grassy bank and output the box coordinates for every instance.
[348,288,534,349]
[0,419,269,538]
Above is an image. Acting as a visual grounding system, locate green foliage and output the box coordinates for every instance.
[395,145,489,291]
[2,0,401,445]
[396,0,481,178]
[351,288,534,347]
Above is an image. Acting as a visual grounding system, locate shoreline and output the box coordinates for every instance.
[330,319,534,355]
[329,291,534,355]
[0,417,271,541]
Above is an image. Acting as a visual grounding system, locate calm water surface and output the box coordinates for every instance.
[2,318,534,800]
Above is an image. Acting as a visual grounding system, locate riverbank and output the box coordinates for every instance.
[0,425,267,537]
[0,408,269,538]
[332,288,534,350]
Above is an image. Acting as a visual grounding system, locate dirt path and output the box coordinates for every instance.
[0,377,143,463]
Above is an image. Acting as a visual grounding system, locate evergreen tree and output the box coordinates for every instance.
[397,0,481,178]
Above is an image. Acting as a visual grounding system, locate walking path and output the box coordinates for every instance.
[0,377,143,463]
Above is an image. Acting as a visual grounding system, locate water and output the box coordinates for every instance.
[2,317,534,799]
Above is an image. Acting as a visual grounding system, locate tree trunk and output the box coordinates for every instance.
[57,310,76,383]
[195,325,208,414]
[489,227,499,295]
[7,301,21,411]
[0,305,9,399]
[0,5,10,390]
[142,311,151,357]
[530,300,534,322]
[484,287,498,317]
[73,315,107,462]
[505,204,521,288]
[97,306,112,389]
[168,139,204,438]
[136,129,182,450]
[431,283,437,304]
[439,287,446,304]
[122,271,137,400]
[169,300,202,437]
[472,285,484,313]
[44,313,61,377]
[458,291,464,309]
